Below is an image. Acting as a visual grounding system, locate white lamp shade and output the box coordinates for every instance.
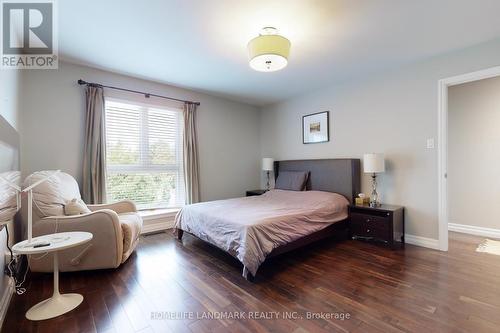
[363,153,385,173]
[248,28,290,72]
[262,158,274,171]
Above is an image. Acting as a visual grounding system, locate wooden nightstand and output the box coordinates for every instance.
[246,189,267,196]
[348,204,405,249]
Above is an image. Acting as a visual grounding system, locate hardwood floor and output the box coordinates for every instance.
[3,231,500,333]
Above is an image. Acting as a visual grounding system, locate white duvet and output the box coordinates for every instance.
[174,189,349,277]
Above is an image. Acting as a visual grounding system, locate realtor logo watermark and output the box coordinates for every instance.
[1,0,57,69]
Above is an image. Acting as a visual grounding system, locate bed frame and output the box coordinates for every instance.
[177,158,361,281]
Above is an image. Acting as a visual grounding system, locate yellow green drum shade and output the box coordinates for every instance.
[247,34,291,72]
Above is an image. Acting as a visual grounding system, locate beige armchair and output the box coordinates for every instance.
[19,171,143,272]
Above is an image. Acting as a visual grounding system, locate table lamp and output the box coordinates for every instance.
[363,153,385,207]
[22,170,60,244]
[262,158,274,191]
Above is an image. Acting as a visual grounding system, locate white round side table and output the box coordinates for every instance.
[12,231,93,321]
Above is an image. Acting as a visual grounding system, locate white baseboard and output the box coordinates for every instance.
[405,234,440,250]
[138,214,444,250]
[141,221,174,234]
[0,279,14,329]
[448,223,500,239]
[140,210,176,235]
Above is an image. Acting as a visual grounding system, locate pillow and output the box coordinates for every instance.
[64,198,91,216]
[274,171,309,191]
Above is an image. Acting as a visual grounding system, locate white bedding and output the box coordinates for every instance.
[174,189,349,276]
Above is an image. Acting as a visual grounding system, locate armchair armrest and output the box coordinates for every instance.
[31,209,124,271]
[87,200,137,214]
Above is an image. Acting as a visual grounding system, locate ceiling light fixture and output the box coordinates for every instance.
[247,27,290,72]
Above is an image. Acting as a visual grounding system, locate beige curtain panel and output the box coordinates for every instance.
[82,85,107,204]
[183,102,201,204]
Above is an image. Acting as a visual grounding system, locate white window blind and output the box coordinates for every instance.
[105,99,185,210]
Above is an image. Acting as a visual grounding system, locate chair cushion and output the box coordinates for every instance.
[119,212,143,262]
[24,171,81,217]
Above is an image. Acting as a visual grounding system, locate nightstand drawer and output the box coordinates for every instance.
[350,213,389,239]
[351,212,390,226]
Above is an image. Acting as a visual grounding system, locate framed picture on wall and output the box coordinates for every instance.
[302,111,329,144]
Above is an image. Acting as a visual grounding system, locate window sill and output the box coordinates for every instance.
[139,208,180,221]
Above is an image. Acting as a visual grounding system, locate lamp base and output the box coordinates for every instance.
[266,171,271,191]
[370,173,379,207]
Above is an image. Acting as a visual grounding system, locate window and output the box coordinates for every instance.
[104,98,185,210]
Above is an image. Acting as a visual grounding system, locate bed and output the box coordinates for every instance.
[0,115,20,225]
[174,158,360,280]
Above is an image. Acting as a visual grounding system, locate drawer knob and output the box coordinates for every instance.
[366,219,370,222]
[367,229,371,233]
[387,213,390,216]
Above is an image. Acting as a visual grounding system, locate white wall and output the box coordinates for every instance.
[0,69,21,322]
[20,61,261,202]
[0,71,20,130]
[448,76,500,230]
[261,38,500,240]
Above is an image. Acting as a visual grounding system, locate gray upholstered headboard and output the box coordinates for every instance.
[274,158,361,203]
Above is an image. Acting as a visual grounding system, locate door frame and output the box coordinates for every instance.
[437,65,500,251]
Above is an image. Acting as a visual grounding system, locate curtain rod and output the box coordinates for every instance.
[77,79,200,106]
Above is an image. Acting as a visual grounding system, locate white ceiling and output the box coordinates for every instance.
[59,0,500,106]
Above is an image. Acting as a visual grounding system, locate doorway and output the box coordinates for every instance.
[438,66,500,251]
